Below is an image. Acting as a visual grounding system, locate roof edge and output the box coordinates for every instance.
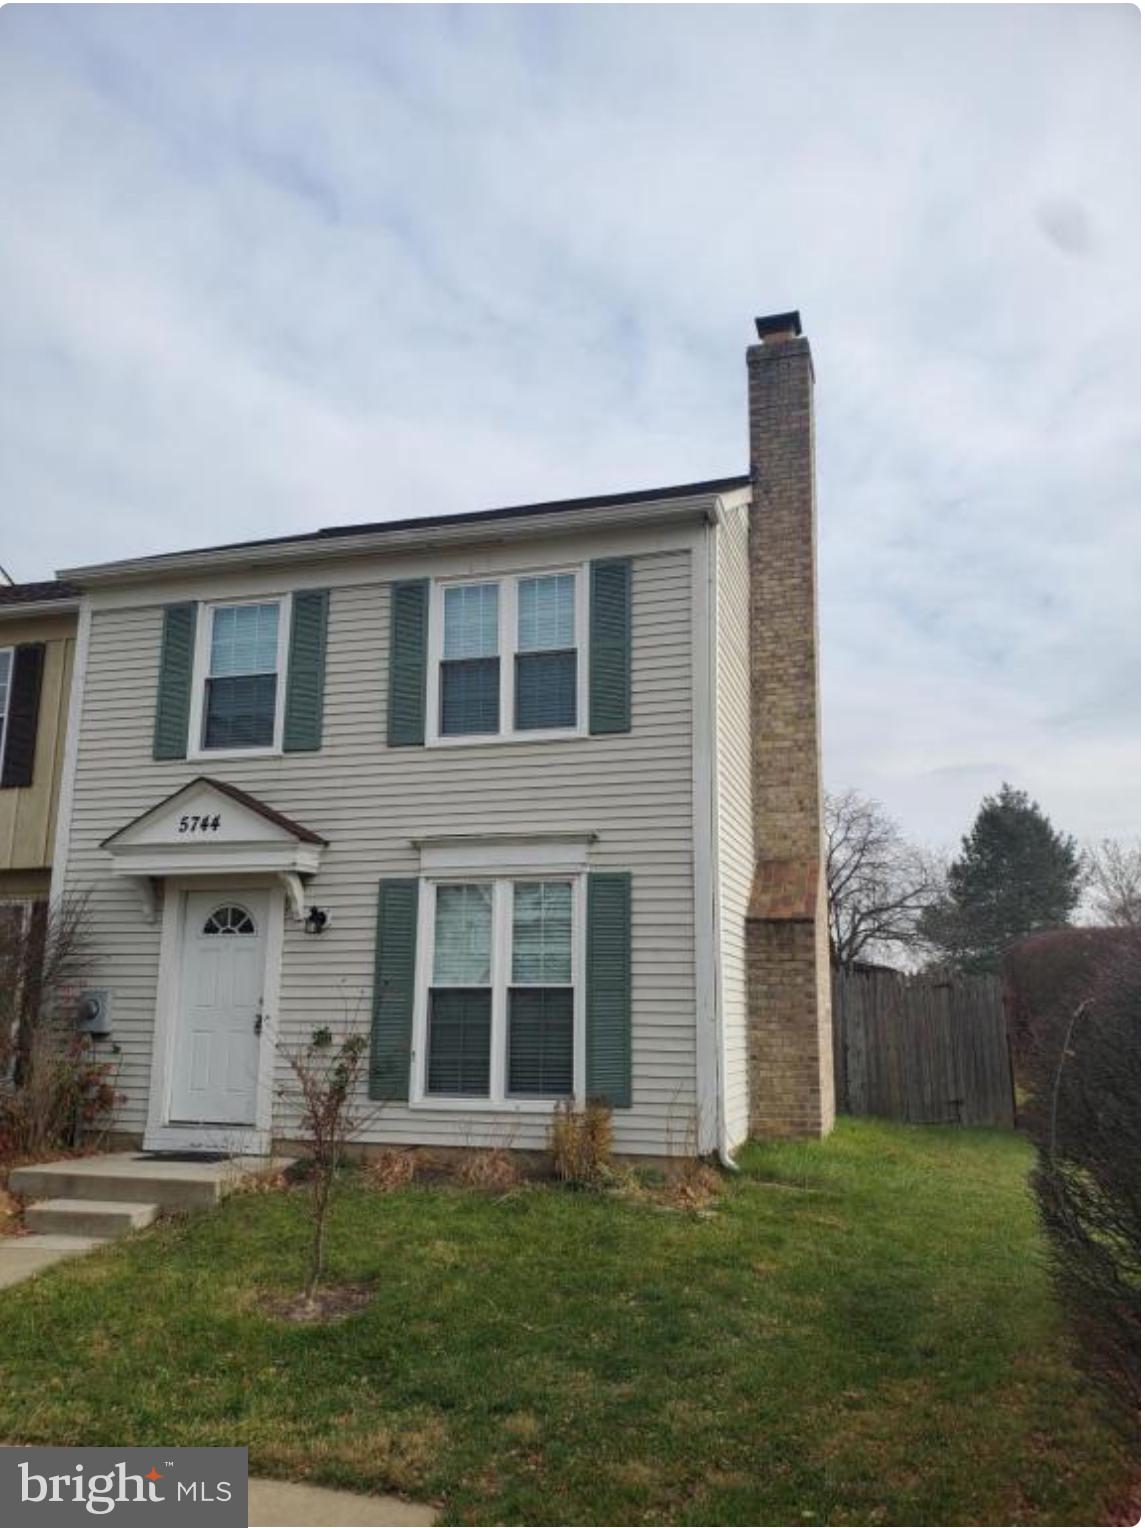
[59,475,751,588]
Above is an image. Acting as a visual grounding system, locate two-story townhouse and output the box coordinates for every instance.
[50,312,834,1160]
[0,579,79,942]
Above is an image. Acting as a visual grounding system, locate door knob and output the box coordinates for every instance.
[253,1013,264,1036]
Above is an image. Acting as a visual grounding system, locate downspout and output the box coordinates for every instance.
[707,514,739,1174]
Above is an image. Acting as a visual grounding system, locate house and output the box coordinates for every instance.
[0,580,79,941]
[49,312,834,1159]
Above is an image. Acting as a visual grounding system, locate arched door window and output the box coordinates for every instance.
[202,904,257,936]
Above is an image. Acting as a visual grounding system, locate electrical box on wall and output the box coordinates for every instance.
[76,989,112,1038]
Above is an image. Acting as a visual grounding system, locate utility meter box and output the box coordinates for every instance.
[76,989,112,1038]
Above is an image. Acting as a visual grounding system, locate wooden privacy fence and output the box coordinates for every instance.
[833,967,1015,1128]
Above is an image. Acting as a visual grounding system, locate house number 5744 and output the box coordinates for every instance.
[178,814,222,834]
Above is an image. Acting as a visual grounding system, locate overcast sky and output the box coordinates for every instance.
[0,5,1138,849]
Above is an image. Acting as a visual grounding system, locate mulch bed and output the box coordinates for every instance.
[255,1284,375,1323]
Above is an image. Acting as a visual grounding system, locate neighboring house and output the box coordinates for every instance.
[0,580,79,937]
[50,312,834,1159]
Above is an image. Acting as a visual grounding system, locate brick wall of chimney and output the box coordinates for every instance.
[744,321,835,1137]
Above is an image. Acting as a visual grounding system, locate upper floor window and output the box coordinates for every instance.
[441,583,499,737]
[193,600,287,754]
[429,568,585,744]
[516,574,576,730]
[0,648,11,764]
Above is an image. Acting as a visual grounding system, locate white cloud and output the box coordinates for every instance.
[0,4,1138,844]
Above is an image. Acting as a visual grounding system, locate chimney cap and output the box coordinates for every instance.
[754,310,803,341]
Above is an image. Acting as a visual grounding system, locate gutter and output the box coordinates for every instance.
[58,494,727,589]
[0,599,80,619]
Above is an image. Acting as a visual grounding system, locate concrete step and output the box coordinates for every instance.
[9,1153,290,1212]
[24,1199,159,1239]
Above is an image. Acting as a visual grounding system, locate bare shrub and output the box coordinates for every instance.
[549,1100,613,1188]
[665,1160,724,1213]
[453,1147,522,1193]
[0,895,120,1161]
[229,1164,289,1197]
[1013,927,1140,1433]
[362,1148,418,1193]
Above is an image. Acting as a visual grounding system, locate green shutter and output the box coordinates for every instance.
[283,589,329,752]
[589,559,632,735]
[387,579,429,746]
[369,879,419,1101]
[585,872,632,1108]
[153,603,197,761]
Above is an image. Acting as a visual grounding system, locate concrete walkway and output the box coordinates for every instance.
[0,1233,106,1288]
[248,1478,435,1526]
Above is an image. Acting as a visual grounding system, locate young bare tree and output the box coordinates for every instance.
[1082,839,1141,928]
[278,1023,376,1303]
[825,789,941,970]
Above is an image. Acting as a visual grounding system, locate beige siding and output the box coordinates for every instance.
[714,504,754,1148]
[0,612,76,876]
[60,540,699,1155]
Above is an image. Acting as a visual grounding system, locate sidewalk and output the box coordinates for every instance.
[248,1478,436,1526]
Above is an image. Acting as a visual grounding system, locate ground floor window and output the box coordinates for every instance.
[424,877,576,1102]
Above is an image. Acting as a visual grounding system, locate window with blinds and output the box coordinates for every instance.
[440,583,500,736]
[427,883,493,1096]
[202,602,281,750]
[515,574,577,731]
[423,878,576,1101]
[508,881,574,1096]
[431,568,584,742]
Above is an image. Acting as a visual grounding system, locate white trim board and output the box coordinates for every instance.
[47,597,93,911]
[691,528,721,1157]
[414,833,595,877]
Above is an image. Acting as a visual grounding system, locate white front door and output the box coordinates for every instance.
[170,890,269,1126]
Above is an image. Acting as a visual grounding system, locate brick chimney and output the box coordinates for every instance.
[744,311,835,1137]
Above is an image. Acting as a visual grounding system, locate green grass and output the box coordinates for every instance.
[0,1120,1131,1525]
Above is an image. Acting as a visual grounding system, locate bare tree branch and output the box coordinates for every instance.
[825,789,942,970]
[1081,839,1141,928]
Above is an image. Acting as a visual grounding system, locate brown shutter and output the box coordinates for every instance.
[1,643,46,789]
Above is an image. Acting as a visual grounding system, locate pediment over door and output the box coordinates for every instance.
[101,777,327,920]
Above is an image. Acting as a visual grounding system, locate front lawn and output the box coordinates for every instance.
[0,1120,1131,1525]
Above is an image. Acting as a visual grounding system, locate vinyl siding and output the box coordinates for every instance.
[714,503,753,1149]
[59,537,698,1156]
[0,612,76,876]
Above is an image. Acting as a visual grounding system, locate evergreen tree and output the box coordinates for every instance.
[921,783,1082,971]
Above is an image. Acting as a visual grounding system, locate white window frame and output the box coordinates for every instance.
[425,563,589,746]
[188,595,292,761]
[410,871,586,1111]
[0,645,13,768]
